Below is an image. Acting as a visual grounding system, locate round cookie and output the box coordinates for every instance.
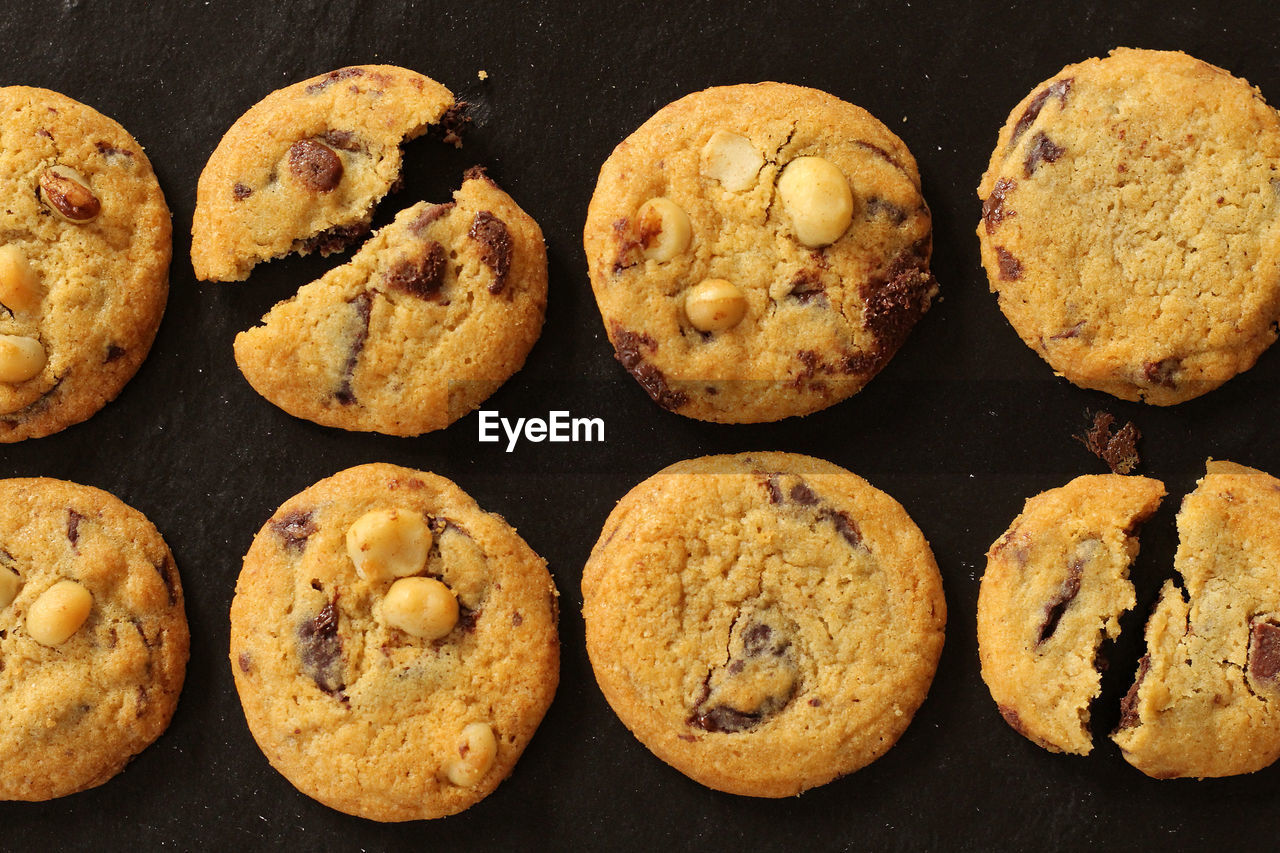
[0,86,171,442]
[233,168,547,436]
[584,82,937,423]
[1113,461,1280,778]
[581,452,946,797]
[230,463,559,821]
[0,478,188,801]
[192,65,456,282]
[978,474,1164,754]
[977,49,1280,405]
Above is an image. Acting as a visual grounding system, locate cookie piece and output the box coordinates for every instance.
[581,452,946,797]
[584,82,936,423]
[978,475,1164,754]
[0,478,188,801]
[0,86,171,442]
[233,168,546,435]
[192,65,456,282]
[230,463,559,821]
[977,49,1280,405]
[1113,461,1280,778]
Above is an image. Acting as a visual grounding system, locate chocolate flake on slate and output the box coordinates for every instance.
[298,600,345,695]
[334,291,373,405]
[1076,411,1141,474]
[611,322,688,411]
[272,510,317,552]
[468,211,513,293]
[440,103,472,148]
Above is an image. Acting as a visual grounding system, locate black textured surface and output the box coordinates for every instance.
[2,0,1279,849]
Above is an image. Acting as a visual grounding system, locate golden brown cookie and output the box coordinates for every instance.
[582,452,946,797]
[230,463,559,821]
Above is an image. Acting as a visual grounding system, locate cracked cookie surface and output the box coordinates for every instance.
[191,65,455,282]
[0,478,187,801]
[0,86,171,441]
[584,82,936,423]
[233,169,547,436]
[581,452,945,797]
[977,48,1280,405]
[978,474,1164,754]
[230,463,559,821]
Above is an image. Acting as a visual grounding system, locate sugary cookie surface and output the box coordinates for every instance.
[229,463,559,821]
[0,86,171,441]
[234,169,547,435]
[977,48,1280,405]
[0,478,188,801]
[581,452,945,797]
[191,65,455,281]
[584,82,936,423]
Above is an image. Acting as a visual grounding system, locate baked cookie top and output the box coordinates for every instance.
[234,168,547,436]
[230,463,559,821]
[192,65,455,282]
[978,48,1280,405]
[979,474,1164,754]
[0,478,187,801]
[584,82,936,423]
[581,452,946,797]
[0,86,171,442]
[1113,461,1280,778]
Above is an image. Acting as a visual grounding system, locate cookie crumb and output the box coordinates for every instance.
[478,69,489,81]
[1076,411,1141,474]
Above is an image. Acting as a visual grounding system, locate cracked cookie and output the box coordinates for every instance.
[581,452,946,797]
[584,82,937,423]
[233,168,546,436]
[978,474,1164,754]
[0,86,171,441]
[230,463,559,820]
[0,478,188,801]
[1113,461,1280,778]
[191,65,456,282]
[978,49,1280,405]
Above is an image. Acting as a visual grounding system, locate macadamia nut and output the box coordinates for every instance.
[636,198,692,262]
[0,245,44,315]
[381,576,458,639]
[701,130,763,192]
[27,579,92,646]
[346,509,432,581]
[445,722,497,787]
[685,278,747,332]
[777,156,855,248]
[0,335,46,383]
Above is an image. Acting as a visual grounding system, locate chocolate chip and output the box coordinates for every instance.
[982,178,1017,235]
[238,652,253,674]
[822,510,863,548]
[742,622,773,655]
[288,140,343,192]
[1249,620,1280,687]
[297,601,344,696]
[512,611,523,627]
[297,223,370,256]
[441,103,473,147]
[861,241,936,350]
[1077,411,1141,474]
[1011,78,1073,147]
[611,323,688,411]
[1023,132,1065,177]
[386,241,446,299]
[456,605,480,633]
[998,703,1030,737]
[409,202,455,234]
[1117,654,1150,730]
[104,344,126,363]
[152,554,179,606]
[468,211,513,293]
[789,482,818,506]
[320,129,362,151]
[611,217,644,273]
[853,139,908,176]
[462,164,491,184]
[94,141,133,159]
[66,508,84,546]
[688,614,797,733]
[305,67,365,94]
[272,510,317,552]
[334,292,373,405]
[996,246,1023,281]
[1142,358,1179,389]
[1050,320,1085,340]
[763,476,784,504]
[793,349,821,388]
[1036,552,1086,645]
[866,197,909,225]
[788,270,826,304]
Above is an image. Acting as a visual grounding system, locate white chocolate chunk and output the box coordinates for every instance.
[381,576,458,639]
[636,198,692,262]
[0,566,20,610]
[777,156,855,248]
[0,335,46,383]
[346,508,432,581]
[685,278,747,332]
[0,245,44,315]
[445,722,497,787]
[27,579,92,646]
[701,130,763,192]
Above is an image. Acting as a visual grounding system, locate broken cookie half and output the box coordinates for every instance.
[192,64,457,282]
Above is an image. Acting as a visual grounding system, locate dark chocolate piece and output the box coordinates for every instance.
[688,614,797,733]
[866,197,909,225]
[297,222,370,255]
[999,704,1030,737]
[468,211,513,293]
[66,508,84,546]
[1076,411,1141,474]
[441,103,472,147]
[409,202,455,234]
[305,67,365,94]
[996,246,1023,280]
[1011,79,1073,147]
[272,510,317,552]
[152,554,179,606]
[1249,620,1280,687]
[861,241,936,351]
[386,241,446,299]
[238,652,253,674]
[232,182,252,201]
[320,129,362,151]
[1023,132,1065,177]
[1036,554,1086,645]
[298,601,345,695]
[288,140,343,193]
[788,270,826,304]
[611,323,688,411]
[1142,359,1179,389]
[1117,654,1151,730]
[334,291,373,405]
[982,178,1017,235]
[94,141,133,159]
[103,344,126,363]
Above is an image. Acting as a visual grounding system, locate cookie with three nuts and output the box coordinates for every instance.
[0,478,188,800]
[584,82,936,423]
[0,86,171,441]
[229,463,560,821]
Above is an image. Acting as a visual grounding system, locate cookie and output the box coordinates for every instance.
[581,452,946,797]
[977,49,1280,405]
[1113,461,1280,778]
[0,478,188,801]
[233,168,547,436]
[230,463,559,821]
[978,474,1164,754]
[0,86,171,442]
[191,65,456,282]
[584,82,936,423]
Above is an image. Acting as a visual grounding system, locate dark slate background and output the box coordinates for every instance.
[2,0,1278,849]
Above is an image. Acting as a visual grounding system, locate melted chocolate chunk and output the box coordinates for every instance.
[822,510,863,548]
[298,601,345,695]
[611,217,644,273]
[688,614,797,733]
[1077,411,1141,474]
[1117,654,1151,730]
[982,178,1017,235]
[1036,552,1086,645]
[788,270,826,304]
[238,652,253,674]
[1142,358,1179,389]
[1023,132,1065,177]
[456,606,480,633]
[763,476,784,504]
[789,482,818,506]
[272,510,317,552]
[288,140,343,192]
[153,554,179,606]
[232,182,253,201]
[468,211,513,293]
[1011,79,1073,147]
[305,67,365,94]
[861,241,936,351]
[866,197,909,225]
[409,202,455,234]
[104,344,126,363]
[611,323,688,411]
[95,141,133,159]
[386,241,447,299]
[66,508,84,546]
[793,349,821,388]
[297,222,369,255]
[996,246,1022,280]
[762,475,865,548]
[441,103,472,147]
[334,292,373,405]
[853,140,908,175]
[998,704,1030,737]
[1249,620,1280,686]
[320,129,362,151]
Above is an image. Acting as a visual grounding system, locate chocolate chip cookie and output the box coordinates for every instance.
[0,86,171,441]
[230,463,559,820]
[584,82,937,423]
[0,478,188,801]
[978,49,1280,405]
[581,452,946,797]
[1113,461,1280,778]
[979,474,1164,754]
[233,168,546,436]
[191,65,456,282]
